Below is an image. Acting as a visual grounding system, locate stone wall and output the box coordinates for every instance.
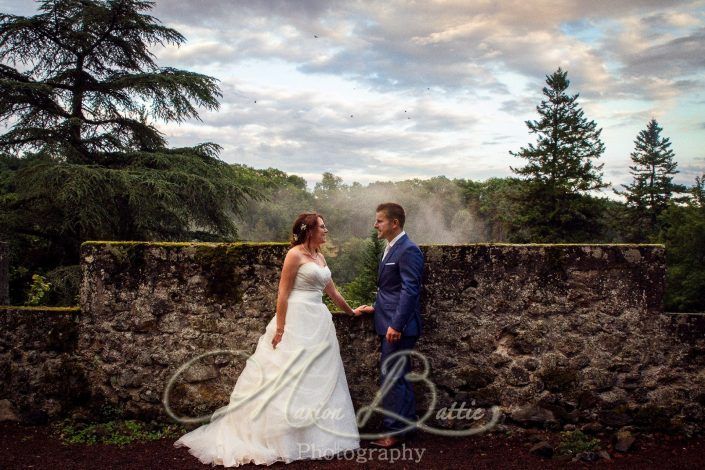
[0,306,84,423]
[419,245,701,434]
[77,241,292,420]
[0,242,8,305]
[2,241,704,433]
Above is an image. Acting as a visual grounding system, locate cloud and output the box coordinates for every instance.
[147,2,589,90]
[674,160,705,185]
[157,41,237,66]
[622,28,705,78]
[481,135,516,146]
[1,0,703,186]
[641,11,702,30]
[499,97,538,115]
[155,78,490,181]
[152,0,334,25]
[7,0,703,100]
[145,0,705,108]
[602,109,656,129]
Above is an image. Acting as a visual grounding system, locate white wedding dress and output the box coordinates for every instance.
[174,262,360,467]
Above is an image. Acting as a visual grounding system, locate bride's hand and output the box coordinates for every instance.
[354,305,374,315]
[272,331,283,349]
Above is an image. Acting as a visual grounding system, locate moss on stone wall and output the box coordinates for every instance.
[81,240,289,248]
[0,306,80,313]
[104,243,148,273]
[420,243,664,248]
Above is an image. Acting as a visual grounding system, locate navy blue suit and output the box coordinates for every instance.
[373,233,424,435]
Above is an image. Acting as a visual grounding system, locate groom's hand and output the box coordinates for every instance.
[385,326,401,343]
[353,305,374,316]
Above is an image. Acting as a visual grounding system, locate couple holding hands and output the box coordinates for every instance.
[175,202,424,467]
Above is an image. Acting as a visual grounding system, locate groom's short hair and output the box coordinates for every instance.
[376,202,405,228]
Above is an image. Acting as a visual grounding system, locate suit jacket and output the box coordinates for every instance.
[373,233,424,336]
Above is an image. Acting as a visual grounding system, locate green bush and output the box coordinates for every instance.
[52,418,185,446]
[556,430,601,456]
[25,274,52,306]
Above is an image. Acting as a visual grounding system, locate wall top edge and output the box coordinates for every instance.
[0,305,80,312]
[81,241,290,248]
[80,241,664,249]
[420,243,665,248]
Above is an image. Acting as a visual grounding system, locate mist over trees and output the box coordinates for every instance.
[232,167,702,312]
[236,172,494,245]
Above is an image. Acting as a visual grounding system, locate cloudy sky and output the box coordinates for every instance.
[2,0,704,190]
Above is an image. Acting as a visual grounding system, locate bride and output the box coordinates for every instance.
[174,212,362,466]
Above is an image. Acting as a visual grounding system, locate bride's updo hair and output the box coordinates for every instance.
[290,212,324,247]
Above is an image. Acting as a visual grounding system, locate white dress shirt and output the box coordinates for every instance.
[382,231,406,262]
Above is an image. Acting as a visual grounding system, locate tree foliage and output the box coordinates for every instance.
[0,0,259,304]
[0,0,221,161]
[510,68,606,193]
[509,68,607,242]
[455,177,524,241]
[341,229,385,306]
[659,174,705,311]
[236,168,315,242]
[616,118,687,241]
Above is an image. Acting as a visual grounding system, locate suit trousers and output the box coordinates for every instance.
[379,334,418,435]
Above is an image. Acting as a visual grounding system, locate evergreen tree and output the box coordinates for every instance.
[616,118,687,240]
[0,0,260,244]
[343,229,385,306]
[509,68,607,242]
[0,0,221,160]
[0,0,259,304]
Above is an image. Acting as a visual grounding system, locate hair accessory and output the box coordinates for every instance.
[300,223,307,231]
[292,234,298,241]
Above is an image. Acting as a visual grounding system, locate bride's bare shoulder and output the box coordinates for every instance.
[286,246,302,256]
[284,246,304,264]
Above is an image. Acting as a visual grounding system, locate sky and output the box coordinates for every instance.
[2,0,705,191]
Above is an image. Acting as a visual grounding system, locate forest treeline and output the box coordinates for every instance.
[234,167,705,312]
[0,1,702,312]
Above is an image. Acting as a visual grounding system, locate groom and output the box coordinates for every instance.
[354,202,424,448]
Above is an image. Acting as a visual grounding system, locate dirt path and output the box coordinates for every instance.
[2,422,705,469]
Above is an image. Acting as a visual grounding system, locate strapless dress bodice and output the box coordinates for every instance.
[291,262,331,293]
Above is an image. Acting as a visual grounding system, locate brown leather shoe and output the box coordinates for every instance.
[369,436,402,448]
